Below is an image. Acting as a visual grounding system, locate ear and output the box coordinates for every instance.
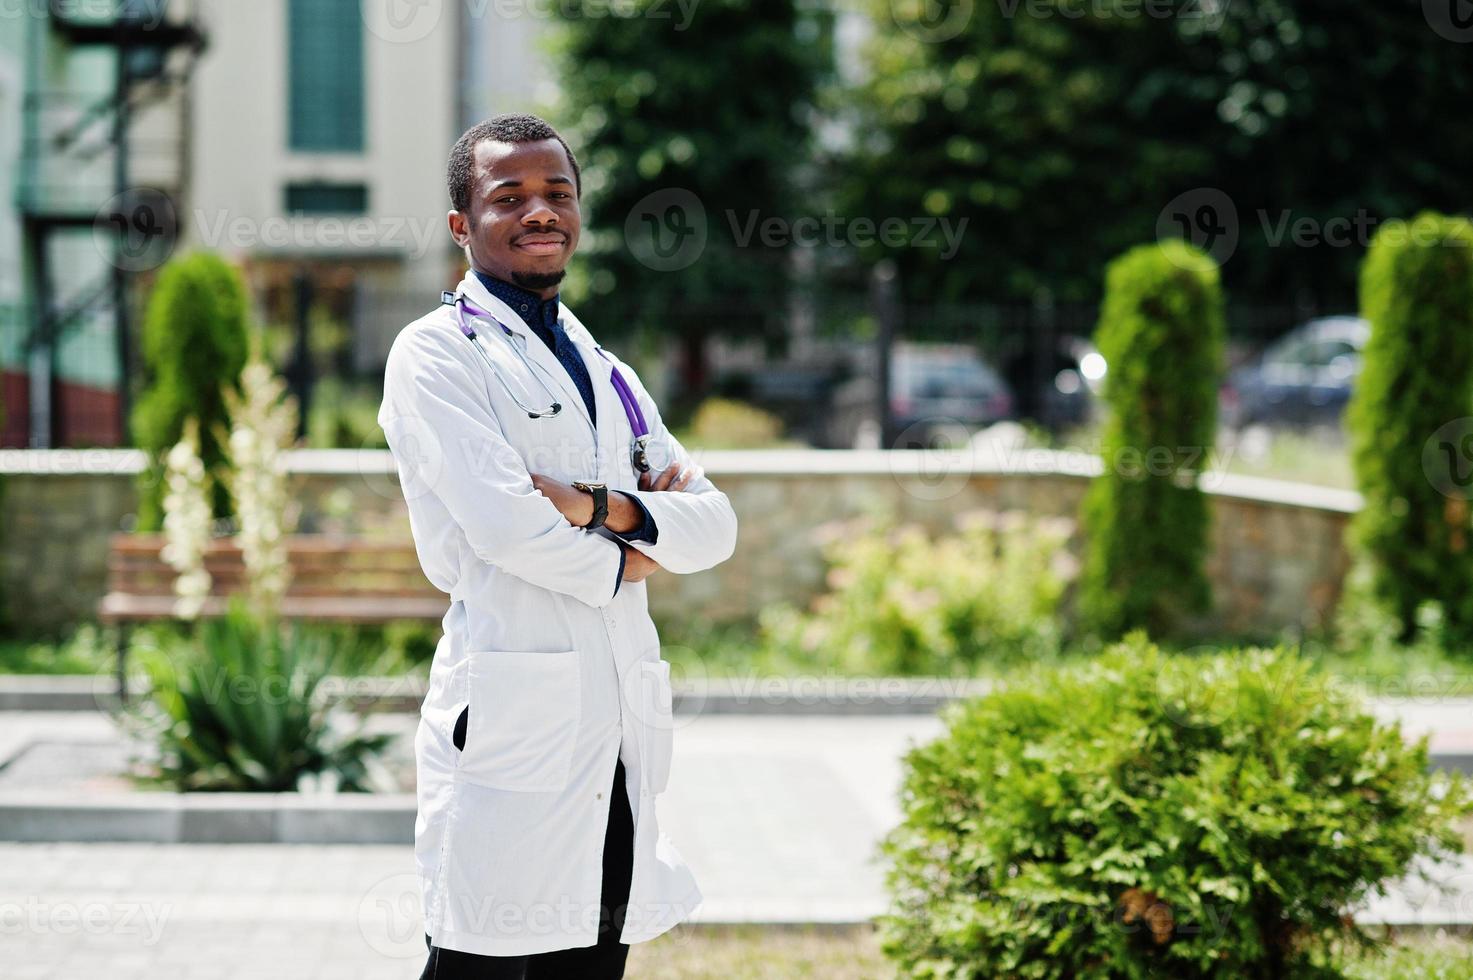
[447,209,471,249]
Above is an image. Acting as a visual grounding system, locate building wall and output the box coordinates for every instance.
[459,2,559,126]
[0,449,1356,642]
[188,1,462,364]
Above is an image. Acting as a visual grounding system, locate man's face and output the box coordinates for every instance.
[449,138,580,296]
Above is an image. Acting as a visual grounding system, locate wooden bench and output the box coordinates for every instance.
[98,533,447,700]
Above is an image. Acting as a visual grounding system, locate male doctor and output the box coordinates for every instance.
[377,113,738,979]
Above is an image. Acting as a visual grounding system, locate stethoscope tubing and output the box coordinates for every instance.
[449,292,653,473]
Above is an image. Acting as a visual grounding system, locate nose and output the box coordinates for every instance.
[522,199,558,225]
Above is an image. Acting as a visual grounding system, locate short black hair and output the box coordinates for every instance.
[446,113,582,213]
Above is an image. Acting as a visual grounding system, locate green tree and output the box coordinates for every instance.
[847,0,1473,311]
[1345,212,1473,644]
[1079,240,1223,639]
[130,253,251,531]
[551,0,831,393]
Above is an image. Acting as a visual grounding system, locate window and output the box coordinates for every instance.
[285,182,369,214]
[288,0,365,152]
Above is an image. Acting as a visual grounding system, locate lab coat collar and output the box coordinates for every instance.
[454,269,620,482]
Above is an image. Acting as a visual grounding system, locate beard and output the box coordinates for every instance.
[510,268,567,291]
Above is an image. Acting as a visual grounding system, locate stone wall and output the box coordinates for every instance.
[0,448,1359,639]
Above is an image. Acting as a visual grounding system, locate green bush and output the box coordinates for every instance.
[1345,212,1473,644]
[123,599,392,791]
[306,377,388,449]
[758,509,1076,675]
[1079,240,1224,639]
[684,397,787,448]
[878,635,1473,979]
[130,252,252,531]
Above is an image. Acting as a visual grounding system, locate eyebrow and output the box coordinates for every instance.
[487,175,575,192]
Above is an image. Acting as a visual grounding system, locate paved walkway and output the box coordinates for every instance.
[2,712,1471,977]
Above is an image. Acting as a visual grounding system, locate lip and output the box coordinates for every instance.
[514,236,566,256]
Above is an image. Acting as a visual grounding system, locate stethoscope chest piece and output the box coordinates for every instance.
[631,434,652,474]
[447,288,656,475]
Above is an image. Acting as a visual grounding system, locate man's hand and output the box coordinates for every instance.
[640,462,696,493]
[621,544,660,583]
[531,463,695,531]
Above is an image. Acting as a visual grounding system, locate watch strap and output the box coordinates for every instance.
[572,481,609,530]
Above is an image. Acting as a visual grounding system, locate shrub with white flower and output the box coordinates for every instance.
[159,417,213,619]
[218,356,300,622]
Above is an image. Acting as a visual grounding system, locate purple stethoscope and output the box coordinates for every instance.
[444,291,653,474]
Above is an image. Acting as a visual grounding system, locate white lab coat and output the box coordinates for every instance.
[376,268,738,956]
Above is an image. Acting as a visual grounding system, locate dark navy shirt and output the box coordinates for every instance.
[474,271,657,595]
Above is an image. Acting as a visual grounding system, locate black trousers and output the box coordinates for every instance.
[418,752,636,980]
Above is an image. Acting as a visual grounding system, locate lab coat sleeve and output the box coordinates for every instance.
[616,359,739,575]
[378,322,625,608]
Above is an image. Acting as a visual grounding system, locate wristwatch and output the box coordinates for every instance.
[570,480,609,530]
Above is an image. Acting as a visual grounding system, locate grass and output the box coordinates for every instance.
[0,619,437,677]
[1217,424,1356,490]
[627,925,1472,978]
[629,925,888,979]
[652,612,1473,702]
[1037,418,1356,490]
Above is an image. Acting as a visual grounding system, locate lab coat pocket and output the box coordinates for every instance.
[637,659,675,795]
[458,650,582,793]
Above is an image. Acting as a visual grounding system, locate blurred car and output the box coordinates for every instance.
[1038,336,1108,430]
[1220,316,1370,429]
[828,342,1015,449]
[710,364,846,448]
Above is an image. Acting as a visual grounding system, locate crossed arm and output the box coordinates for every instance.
[529,462,696,585]
[379,323,735,607]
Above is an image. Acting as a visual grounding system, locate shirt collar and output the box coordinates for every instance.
[473,270,560,335]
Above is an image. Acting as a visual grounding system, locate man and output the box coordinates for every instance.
[377,113,738,979]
